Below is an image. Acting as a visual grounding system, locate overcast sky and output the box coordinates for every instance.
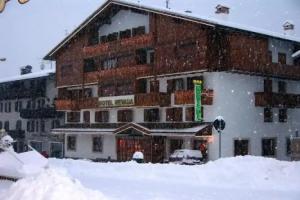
[0,0,299,78]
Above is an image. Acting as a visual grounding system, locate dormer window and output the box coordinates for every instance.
[283,21,294,31]
[215,5,230,14]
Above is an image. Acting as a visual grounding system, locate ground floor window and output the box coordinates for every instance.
[117,109,133,122]
[30,141,43,153]
[92,136,103,153]
[67,135,77,151]
[234,139,249,156]
[262,138,277,157]
[169,139,183,154]
[166,108,182,122]
[50,142,63,158]
[144,108,159,122]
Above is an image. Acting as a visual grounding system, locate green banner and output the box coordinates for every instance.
[194,80,202,122]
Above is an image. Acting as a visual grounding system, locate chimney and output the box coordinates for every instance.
[215,4,230,14]
[166,0,170,9]
[283,21,294,31]
[283,21,295,35]
[20,65,32,75]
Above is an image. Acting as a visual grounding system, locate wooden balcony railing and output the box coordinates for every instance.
[135,92,171,107]
[255,92,300,108]
[55,99,78,111]
[77,97,99,109]
[174,89,214,105]
[84,64,152,83]
[83,34,154,57]
[55,97,99,111]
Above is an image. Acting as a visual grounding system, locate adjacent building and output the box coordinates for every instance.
[44,0,300,162]
[0,66,64,157]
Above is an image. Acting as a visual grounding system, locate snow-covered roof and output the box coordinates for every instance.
[45,0,300,59]
[0,69,55,84]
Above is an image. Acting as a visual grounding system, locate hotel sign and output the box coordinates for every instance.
[0,0,30,13]
[193,80,202,122]
[98,95,134,108]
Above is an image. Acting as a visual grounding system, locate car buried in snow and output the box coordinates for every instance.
[168,149,204,165]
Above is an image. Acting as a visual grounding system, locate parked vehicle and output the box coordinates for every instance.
[169,149,203,165]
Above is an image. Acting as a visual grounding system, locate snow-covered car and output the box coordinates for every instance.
[169,149,203,165]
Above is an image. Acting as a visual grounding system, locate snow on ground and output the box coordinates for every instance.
[0,156,300,200]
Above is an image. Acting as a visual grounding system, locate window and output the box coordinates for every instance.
[27,121,30,132]
[264,108,273,122]
[52,120,60,129]
[185,107,195,121]
[117,110,133,122]
[88,31,99,46]
[92,136,103,152]
[67,112,80,123]
[116,82,134,96]
[67,135,76,151]
[132,26,145,36]
[61,65,72,78]
[278,81,286,93]
[102,58,117,70]
[5,102,11,113]
[264,79,272,93]
[40,120,45,132]
[0,102,2,112]
[83,58,96,73]
[167,79,184,93]
[0,121,2,129]
[136,79,147,93]
[107,32,118,42]
[31,120,35,132]
[99,84,115,97]
[262,138,277,157]
[15,101,19,112]
[166,107,182,122]
[100,35,107,43]
[16,120,22,130]
[234,139,249,156]
[150,80,159,93]
[278,52,286,65]
[95,111,109,123]
[286,137,291,155]
[26,100,31,109]
[4,121,9,131]
[36,120,39,132]
[136,49,147,65]
[144,108,159,122]
[119,29,131,39]
[187,77,203,90]
[279,108,287,123]
[83,111,90,123]
[18,101,23,111]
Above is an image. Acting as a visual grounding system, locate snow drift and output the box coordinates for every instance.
[1,156,300,200]
[0,169,107,200]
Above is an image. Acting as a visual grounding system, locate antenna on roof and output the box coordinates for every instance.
[166,0,170,9]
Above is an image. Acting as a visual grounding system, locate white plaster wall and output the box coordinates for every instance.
[64,134,117,160]
[268,38,294,65]
[205,72,300,161]
[98,9,149,37]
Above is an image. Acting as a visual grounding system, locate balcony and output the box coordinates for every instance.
[55,97,99,111]
[255,92,300,108]
[8,130,25,139]
[135,92,171,107]
[55,99,78,111]
[84,64,152,83]
[20,107,64,119]
[83,34,154,57]
[174,89,214,105]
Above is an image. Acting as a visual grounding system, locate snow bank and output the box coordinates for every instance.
[1,156,299,200]
[0,169,107,200]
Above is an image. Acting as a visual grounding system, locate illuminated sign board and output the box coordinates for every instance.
[98,95,134,108]
[0,0,30,13]
[193,80,202,122]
